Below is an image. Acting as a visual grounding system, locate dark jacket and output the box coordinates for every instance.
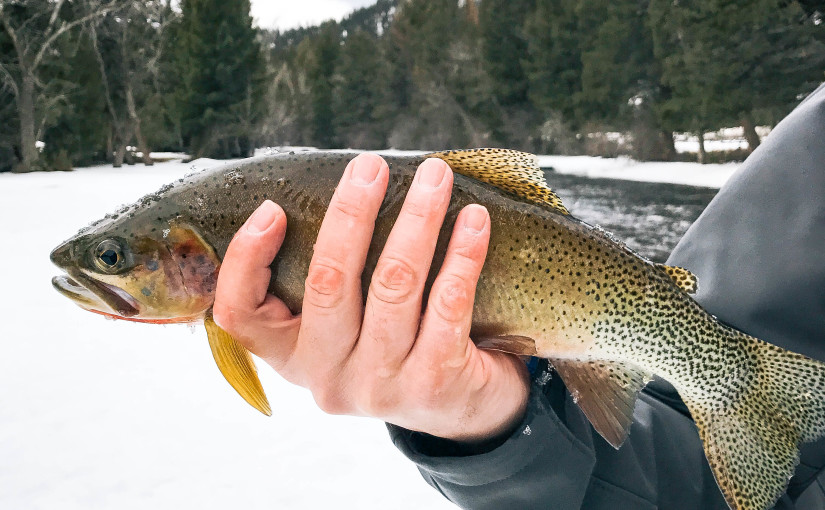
[389,82,825,509]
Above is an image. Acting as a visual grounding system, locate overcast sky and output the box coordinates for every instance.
[250,0,379,31]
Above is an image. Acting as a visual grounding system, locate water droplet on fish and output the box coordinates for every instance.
[523,425,532,436]
[162,228,170,238]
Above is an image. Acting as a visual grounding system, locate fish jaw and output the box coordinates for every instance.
[51,270,140,317]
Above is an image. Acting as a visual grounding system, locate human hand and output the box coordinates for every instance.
[212,153,530,443]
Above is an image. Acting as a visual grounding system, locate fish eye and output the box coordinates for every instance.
[94,239,126,272]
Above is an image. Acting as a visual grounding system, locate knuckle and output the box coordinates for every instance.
[432,276,473,323]
[451,233,486,262]
[211,302,241,335]
[312,385,348,415]
[305,259,347,308]
[357,385,396,416]
[331,190,371,220]
[401,198,433,220]
[370,257,419,305]
[416,372,449,408]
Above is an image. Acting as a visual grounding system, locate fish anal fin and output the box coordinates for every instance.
[427,149,569,215]
[475,335,538,356]
[551,358,651,448]
[204,314,271,416]
[656,263,698,294]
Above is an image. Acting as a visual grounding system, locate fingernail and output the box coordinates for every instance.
[462,205,488,234]
[350,155,382,185]
[417,158,447,188]
[247,200,279,233]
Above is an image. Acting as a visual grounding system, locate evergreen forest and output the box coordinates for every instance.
[1,0,823,173]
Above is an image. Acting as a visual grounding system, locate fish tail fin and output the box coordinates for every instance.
[681,335,825,510]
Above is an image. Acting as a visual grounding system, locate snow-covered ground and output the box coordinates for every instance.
[264,147,742,188]
[537,155,739,188]
[0,152,738,510]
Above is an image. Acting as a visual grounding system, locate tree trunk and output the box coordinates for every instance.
[659,130,676,161]
[697,131,707,164]
[741,115,761,152]
[126,86,153,165]
[15,74,38,173]
[114,142,127,168]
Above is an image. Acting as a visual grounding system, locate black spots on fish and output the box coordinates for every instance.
[146,260,159,271]
[141,287,152,297]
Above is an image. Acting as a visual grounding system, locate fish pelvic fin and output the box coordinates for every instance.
[204,313,272,416]
[682,336,825,510]
[427,148,569,215]
[551,358,651,448]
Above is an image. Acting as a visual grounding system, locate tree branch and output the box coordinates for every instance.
[0,4,22,59]
[32,4,118,71]
[0,61,19,97]
[45,0,68,36]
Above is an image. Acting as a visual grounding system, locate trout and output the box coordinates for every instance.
[50,149,825,510]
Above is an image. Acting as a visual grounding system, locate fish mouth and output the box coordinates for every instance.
[52,271,140,318]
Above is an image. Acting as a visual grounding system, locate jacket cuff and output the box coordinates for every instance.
[387,376,596,506]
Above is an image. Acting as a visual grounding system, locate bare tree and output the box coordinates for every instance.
[86,1,174,167]
[0,0,114,172]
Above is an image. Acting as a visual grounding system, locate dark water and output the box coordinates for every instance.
[546,173,719,263]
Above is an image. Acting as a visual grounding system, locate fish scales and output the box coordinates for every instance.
[50,149,825,510]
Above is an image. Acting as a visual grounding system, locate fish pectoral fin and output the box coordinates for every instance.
[551,358,651,449]
[204,314,272,416]
[475,335,538,356]
[656,263,698,294]
[427,148,569,215]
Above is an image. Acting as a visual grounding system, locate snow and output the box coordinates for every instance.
[537,155,739,188]
[260,146,741,189]
[0,151,737,509]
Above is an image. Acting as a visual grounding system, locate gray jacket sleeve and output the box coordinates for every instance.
[389,82,825,510]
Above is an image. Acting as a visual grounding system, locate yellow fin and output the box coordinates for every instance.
[204,314,272,416]
[428,148,569,214]
[656,264,698,294]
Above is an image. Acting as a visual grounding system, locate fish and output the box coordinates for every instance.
[50,149,825,510]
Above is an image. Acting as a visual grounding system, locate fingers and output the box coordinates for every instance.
[213,200,300,365]
[409,204,491,369]
[358,158,453,370]
[298,153,389,363]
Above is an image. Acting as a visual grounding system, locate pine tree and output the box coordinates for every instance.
[479,0,533,106]
[333,28,390,148]
[302,21,340,147]
[522,0,582,123]
[649,0,825,152]
[176,0,265,158]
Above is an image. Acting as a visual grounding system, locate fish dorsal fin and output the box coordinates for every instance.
[428,148,569,215]
[656,264,698,294]
[204,313,271,416]
[551,358,652,448]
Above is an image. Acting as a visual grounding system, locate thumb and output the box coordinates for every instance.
[213,201,299,360]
